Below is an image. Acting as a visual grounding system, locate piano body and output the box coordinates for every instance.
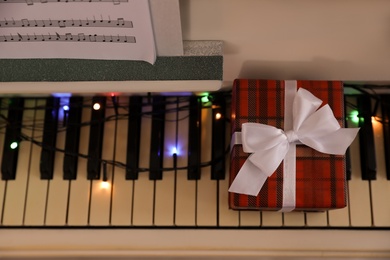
[1,1,390,258]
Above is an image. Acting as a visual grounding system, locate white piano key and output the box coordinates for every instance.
[371,113,390,227]
[328,201,350,227]
[174,100,196,226]
[306,211,328,227]
[218,104,239,227]
[174,171,196,226]
[0,99,8,220]
[283,212,305,227]
[45,109,69,226]
[345,96,372,227]
[219,178,240,226]
[2,99,35,225]
[67,98,92,226]
[197,107,217,226]
[239,211,261,227]
[261,211,283,227]
[154,98,176,226]
[111,97,133,226]
[89,99,115,226]
[24,99,49,226]
[132,98,154,226]
[89,178,112,225]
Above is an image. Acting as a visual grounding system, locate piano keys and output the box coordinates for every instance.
[0,94,389,229]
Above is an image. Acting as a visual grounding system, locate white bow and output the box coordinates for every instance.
[229,88,359,196]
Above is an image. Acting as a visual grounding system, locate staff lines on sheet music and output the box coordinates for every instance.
[1,0,128,5]
[0,33,135,43]
[0,18,132,28]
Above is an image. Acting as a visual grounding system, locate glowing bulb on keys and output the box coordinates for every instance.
[63,105,69,111]
[93,103,101,110]
[171,147,178,168]
[215,112,222,120]
[100,181,110,189]
[10,142,18,150]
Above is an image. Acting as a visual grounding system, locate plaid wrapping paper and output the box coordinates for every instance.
[229,79,347,211]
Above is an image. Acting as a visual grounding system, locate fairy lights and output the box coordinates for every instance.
[93,103,101,110]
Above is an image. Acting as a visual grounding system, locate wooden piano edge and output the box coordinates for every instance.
[0,228,389,259]
[0,80,223,96]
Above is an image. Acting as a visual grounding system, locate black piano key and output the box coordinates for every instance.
[63,96,83,180]
[149,96,165,180]
[211,94,226,180]
[344,98,352,181]
[1,98,24,180]
[187,96,202,180]
[357,95,376,180]
[345,148,352,181]
[87,96,106,180]
[126,96,142,180]
[40,97,60,179]
[381,95,390,180]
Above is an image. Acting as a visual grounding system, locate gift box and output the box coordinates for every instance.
[229,79,358,211]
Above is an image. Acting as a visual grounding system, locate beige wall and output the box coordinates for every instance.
[180,0,390,87]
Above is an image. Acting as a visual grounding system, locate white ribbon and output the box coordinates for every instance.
[229,86,359,209]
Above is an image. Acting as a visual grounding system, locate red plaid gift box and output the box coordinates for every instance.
[229,79,352,211]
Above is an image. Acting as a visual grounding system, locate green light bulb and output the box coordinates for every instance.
[350,110,359,124]
[200,93,210,103]
[10,142,18,150]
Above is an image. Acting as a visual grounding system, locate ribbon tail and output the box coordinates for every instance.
[228,156,268,196]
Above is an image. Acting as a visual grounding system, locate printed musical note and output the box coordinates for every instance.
[58,20,65,28]
[21,18,30,27]
[116,18,124,26]
[77,33,86,41]
[89,34,97,42]
[65,33,73,40]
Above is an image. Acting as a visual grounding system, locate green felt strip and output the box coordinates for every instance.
[0,56,223,82]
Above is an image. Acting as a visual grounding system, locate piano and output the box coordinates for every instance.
[0,92,389,259]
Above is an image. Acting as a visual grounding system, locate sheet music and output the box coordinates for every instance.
[0,0,156,63]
